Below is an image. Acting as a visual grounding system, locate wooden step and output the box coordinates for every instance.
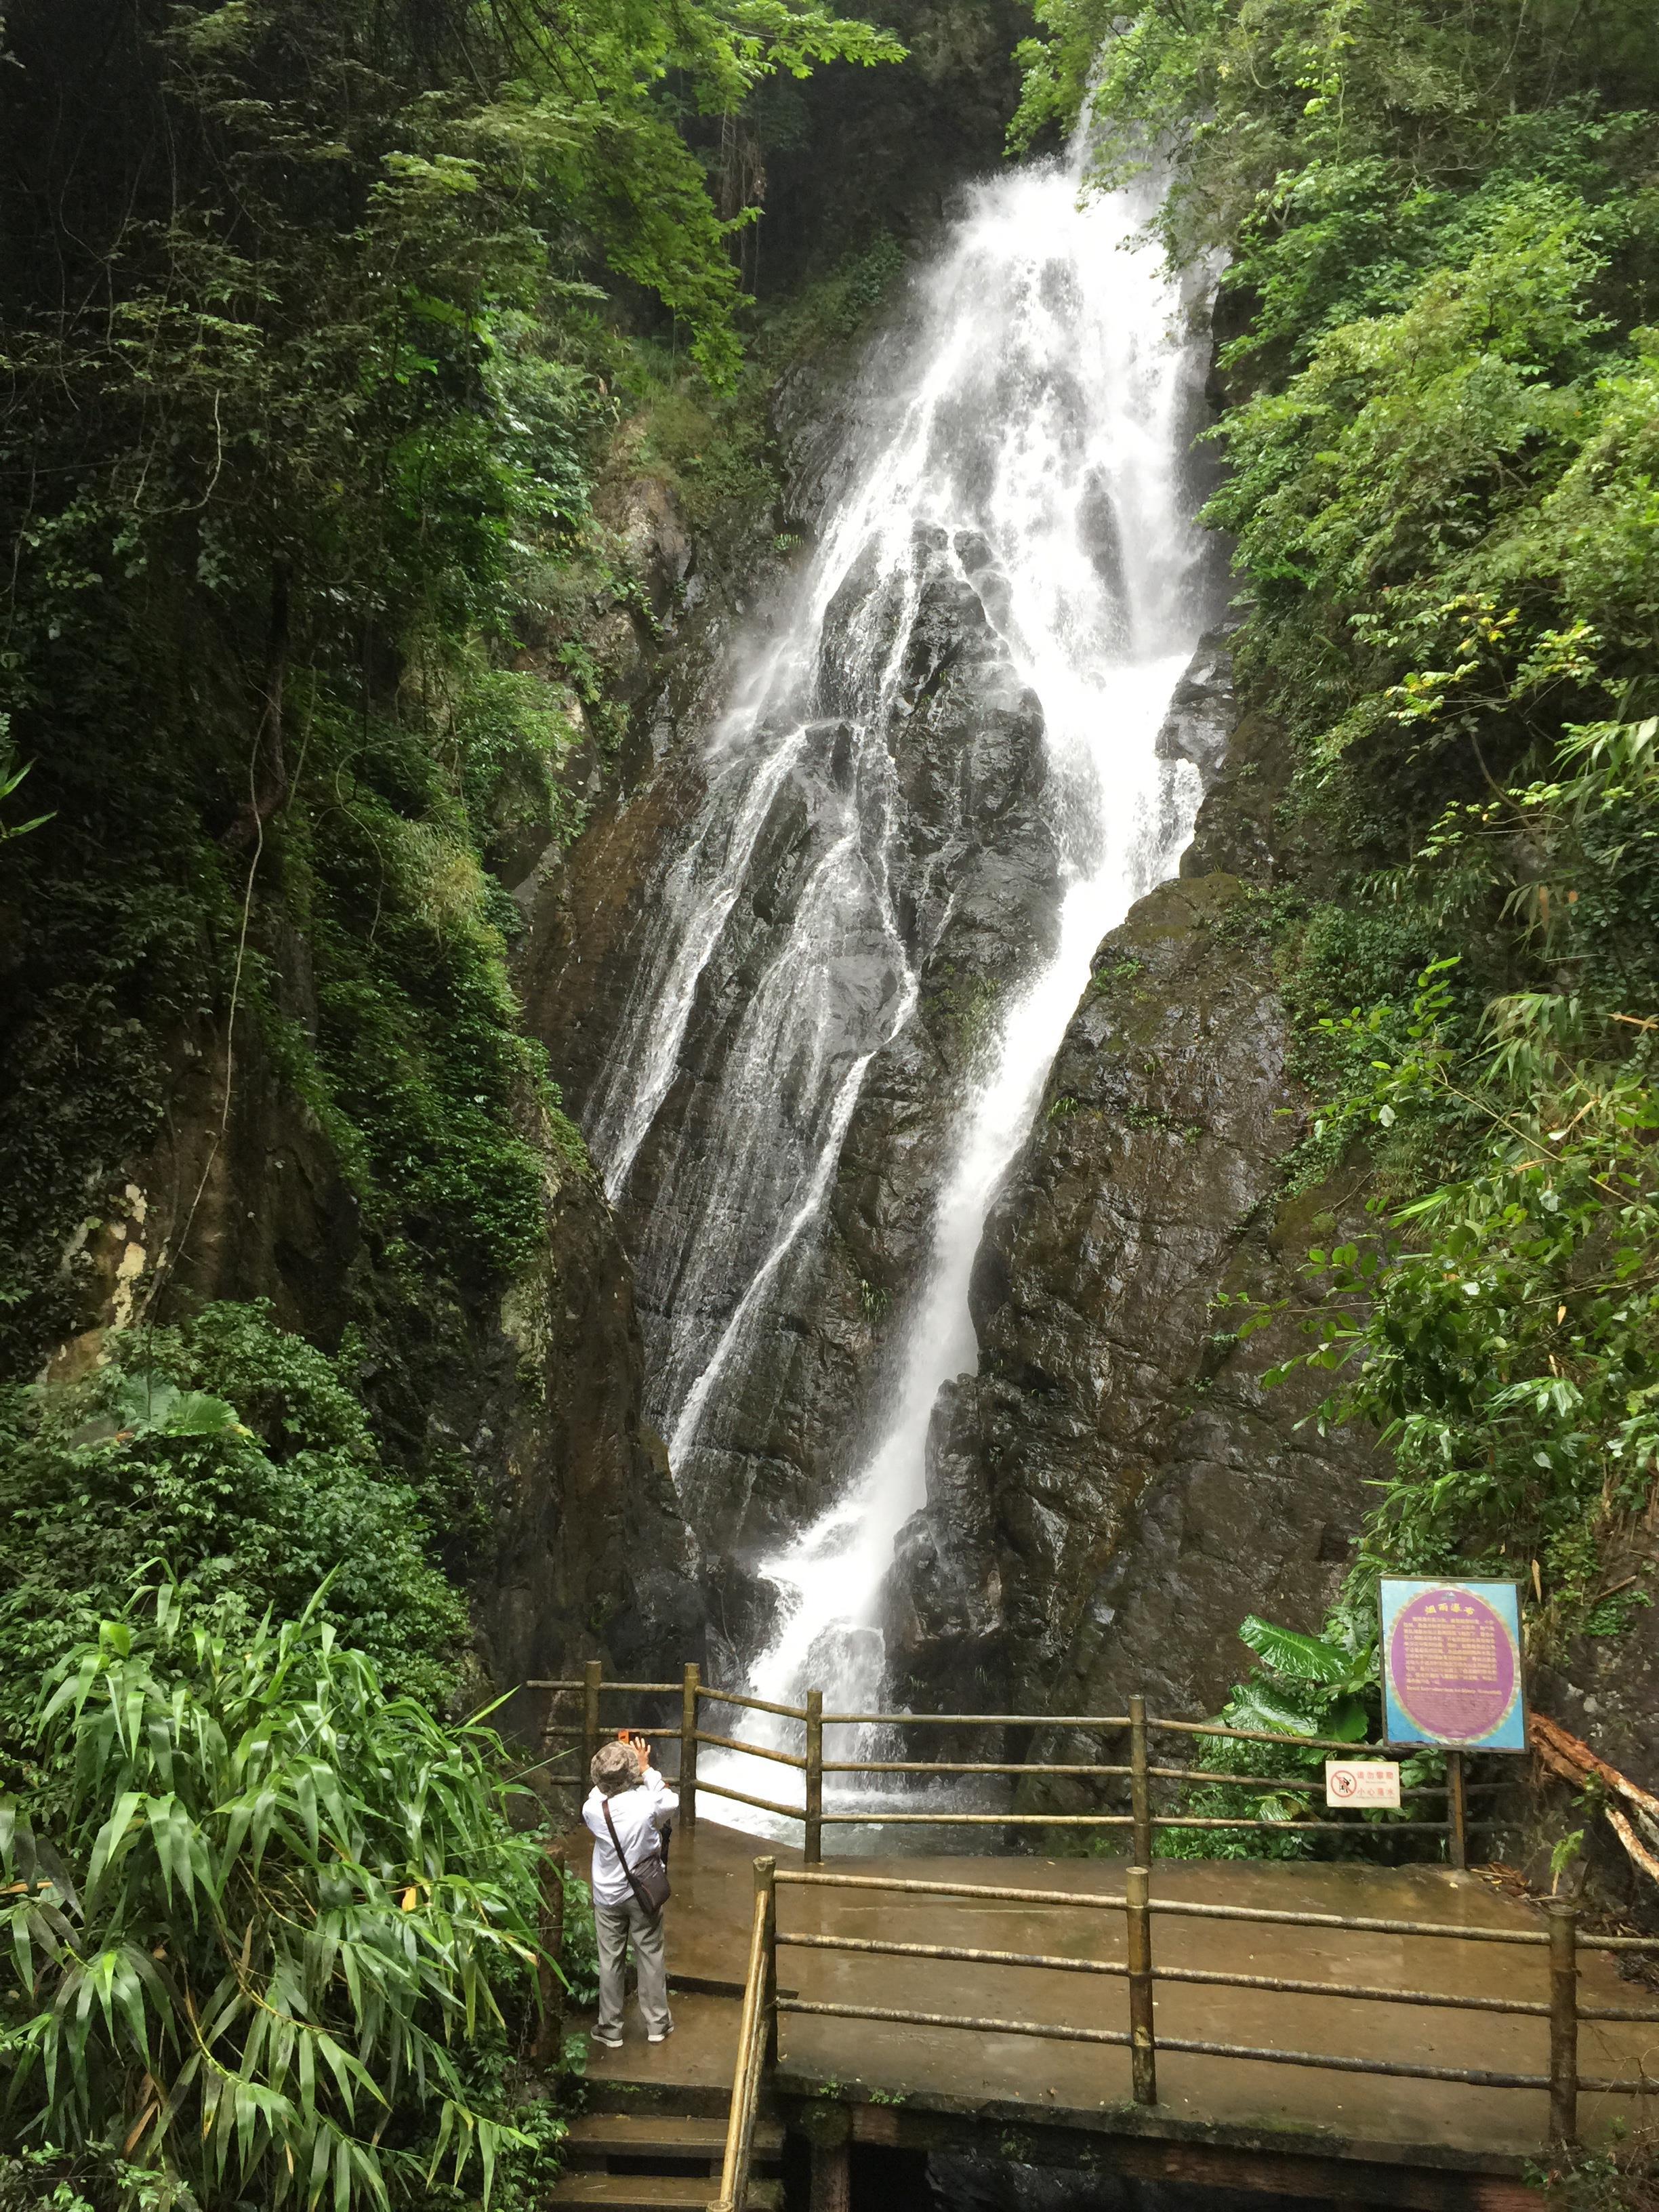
[579,2080,733,2121]
[562,2114,783,2163]
[666,1974,798,2000]
[665,1971,746,1999]
[547,2175,781,2209]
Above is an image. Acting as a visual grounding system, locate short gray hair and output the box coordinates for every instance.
[591,1741,638,1796]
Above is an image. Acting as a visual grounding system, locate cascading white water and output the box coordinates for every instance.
[585,132,1216,1828]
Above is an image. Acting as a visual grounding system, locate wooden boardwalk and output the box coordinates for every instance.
[561,1818,1658,2207]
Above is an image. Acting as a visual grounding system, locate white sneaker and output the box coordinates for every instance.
[648,2020,675,2044]
[592,2028,623,2049]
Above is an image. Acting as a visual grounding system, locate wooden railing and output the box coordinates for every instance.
[709,1856,1659,2211]
[709,1860,776,2212]
[529,1664,1512,1866]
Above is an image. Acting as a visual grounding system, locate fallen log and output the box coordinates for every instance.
[1532,1711,1659,1887]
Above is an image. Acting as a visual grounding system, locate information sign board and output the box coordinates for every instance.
[1380,1578,1526,1751]
[1324,1761,1400,1809]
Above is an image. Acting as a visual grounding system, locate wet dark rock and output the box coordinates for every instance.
[470,1137,705,1702]
[1078,470,1130,630]
[884,643,1389,1728]
[523,380,1065,1591]
[663,532,1057,1558]
[1155,625,1236,793]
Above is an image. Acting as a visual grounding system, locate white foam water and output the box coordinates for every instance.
[587,137,1215,1834]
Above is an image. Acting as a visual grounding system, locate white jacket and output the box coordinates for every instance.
[583,1767,678,1908]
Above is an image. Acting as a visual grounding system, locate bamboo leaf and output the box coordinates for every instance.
[85,1790,145,1897]
[15,1578,542,2210]
[298,2022,316,2126]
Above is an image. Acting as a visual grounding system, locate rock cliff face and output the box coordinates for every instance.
[528,561,1390,1723]
[754,0,1031,291]
[884,647,1390,1727]
[522,224,1305,1704]
[520,380,1069,1651]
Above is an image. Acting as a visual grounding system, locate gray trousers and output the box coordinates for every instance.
[594,1893,670,2036]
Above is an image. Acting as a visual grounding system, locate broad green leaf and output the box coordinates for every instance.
[1237,1616,1353,1685]
[1225,1682,1328,1740]
[1326,1697,1372,1744]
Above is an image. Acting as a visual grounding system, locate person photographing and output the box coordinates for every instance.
[583,1731,676,2048]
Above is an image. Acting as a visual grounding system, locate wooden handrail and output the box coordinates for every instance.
[711,1858,775,2212]
[695,1727,808,1769]
[533,1665,1500,1866]
[762,1860,1659,2150]
[774,1864,1555,1940]
[703,1862,1659,2177]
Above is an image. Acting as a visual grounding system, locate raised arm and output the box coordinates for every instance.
[641,1761,679,1822]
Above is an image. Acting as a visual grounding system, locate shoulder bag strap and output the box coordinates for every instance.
[601,1797,656,1916]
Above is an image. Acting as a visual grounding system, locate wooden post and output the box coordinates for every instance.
[1445,1749,1468,1870]
[538,1688,566,1811]
[532,1843,567,2068]
[1547,1897,1579,2146]
[808,2135,851,2212]
[805,1687,824,1867]
[1126,1860,1158,2107]
[582,1658,602,1789]
[802,2106,852,2212]
[756,1855,779,2068]
[680,1662,699,1832]
[1129,1694,1153,1867]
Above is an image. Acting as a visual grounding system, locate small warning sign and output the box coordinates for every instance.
[1324,1760,1401,1809]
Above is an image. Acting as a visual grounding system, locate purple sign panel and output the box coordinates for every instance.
[1380,1578,1527,1751]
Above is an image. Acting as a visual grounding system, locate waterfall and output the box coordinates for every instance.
[584,136,1215,1827]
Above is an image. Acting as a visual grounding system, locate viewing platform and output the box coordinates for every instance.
[553,1818,1658,2210]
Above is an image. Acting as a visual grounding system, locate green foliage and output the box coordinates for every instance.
[1017,0,1659,1666]
[0,2144,182,2212]
[1528,2123,1659,2210]
[1153,1726,1332,1865]
[555,1872,600,2014]
[0,1582,548,2211]
[0,0,900,1387]
[1551,1827,1588,1891]
[1158,1614,1363,1862]
[1260,963,1659,1635]
[0,727,51,844]
[617,231,908,531]
[279,705,558,1284]
[0,1306,468,1797]
[1233,1616,1373,1725]
[455,671,585,866]
[1155,1612,1446,1864]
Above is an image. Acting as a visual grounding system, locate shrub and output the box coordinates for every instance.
[0,1305,468,1797]
[1,1584,547,2211]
